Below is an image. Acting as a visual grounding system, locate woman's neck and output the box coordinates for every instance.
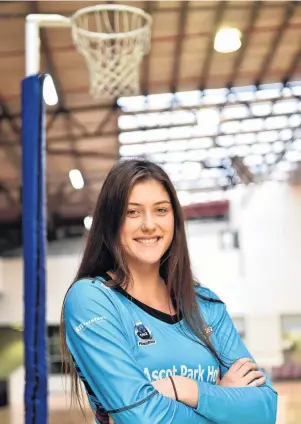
[129,267,166,300]
[109,262,167,303]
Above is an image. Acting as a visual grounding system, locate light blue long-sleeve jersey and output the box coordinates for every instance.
[64,276,278,424]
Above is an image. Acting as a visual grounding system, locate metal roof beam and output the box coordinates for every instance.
[199,1,227,90]
[2,109,301,147]
[255,1,297,85]
[170,1,189,93]
[47,148,117,160]
[0,2,289,21]
[284,23,301,82]
[0,99,21,135]
[227,1,262,87]
[0,98,21,170]
[0,183,19,208]
[141,1,155,95]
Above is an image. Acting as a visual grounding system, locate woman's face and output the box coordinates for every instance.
[120,179,175,268]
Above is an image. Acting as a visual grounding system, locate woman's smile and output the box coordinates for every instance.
[134,236,163,245]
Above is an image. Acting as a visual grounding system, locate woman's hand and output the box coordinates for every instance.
[152,376,198,408]
[109,415,115,424]
[152,377,177,400]
[217,357,266,387]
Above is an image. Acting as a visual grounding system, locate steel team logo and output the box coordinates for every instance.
[134,322,156,346]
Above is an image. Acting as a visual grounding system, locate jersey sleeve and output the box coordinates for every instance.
[193,288,278,424]
[64,280,215,424]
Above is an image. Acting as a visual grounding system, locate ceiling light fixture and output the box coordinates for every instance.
[43,74,58,106]
[214,27,242,53]
[69,169,84,189]
[84,215,93,231]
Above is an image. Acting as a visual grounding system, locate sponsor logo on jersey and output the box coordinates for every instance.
[134,322,156,346]
[144,364,219,382]
[75,316,107,333]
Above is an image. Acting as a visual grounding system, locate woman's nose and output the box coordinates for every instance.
[141,213,156,232]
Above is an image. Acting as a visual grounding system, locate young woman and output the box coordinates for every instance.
[61,159,278,424]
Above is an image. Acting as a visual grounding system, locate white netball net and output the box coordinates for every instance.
[70,4,152,100]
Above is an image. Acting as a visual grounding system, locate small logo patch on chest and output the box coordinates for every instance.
[203,325,214,338]
[134,322,156,346]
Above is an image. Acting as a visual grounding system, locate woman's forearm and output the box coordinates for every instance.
[170,376,277,424]
[152,376,199,408]
[173,375,199,407]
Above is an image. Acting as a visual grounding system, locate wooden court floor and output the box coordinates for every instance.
[0,381,300,424]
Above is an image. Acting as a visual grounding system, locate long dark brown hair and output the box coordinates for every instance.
[60,158,225,409]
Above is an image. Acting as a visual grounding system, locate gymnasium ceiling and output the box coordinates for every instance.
[1,0,301,235]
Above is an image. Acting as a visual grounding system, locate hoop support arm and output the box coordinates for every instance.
[25,14,71,77]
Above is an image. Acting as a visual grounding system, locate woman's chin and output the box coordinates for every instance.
[137,258,161,266]
[124,244,169,267]
[131,253,162,266]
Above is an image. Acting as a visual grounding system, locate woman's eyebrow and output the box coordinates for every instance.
[128,201,171,206]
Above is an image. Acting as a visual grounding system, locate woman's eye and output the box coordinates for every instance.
[127,210,139,217]
[157,208,168,214]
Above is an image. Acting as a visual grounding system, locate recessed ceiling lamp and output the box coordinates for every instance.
[84,215,93,231]
[43,74,58,106]
[214,28,242,53]
[69,169,84,189]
